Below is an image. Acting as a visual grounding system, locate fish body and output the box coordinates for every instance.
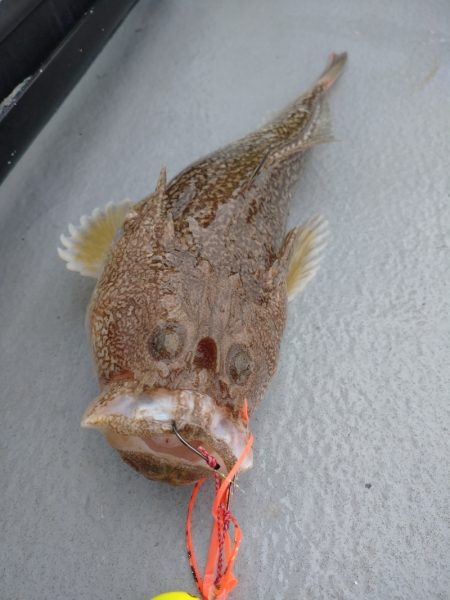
[59,53,347,484]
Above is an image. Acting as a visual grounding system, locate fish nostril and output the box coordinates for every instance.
[218,380,229,399]
[193,337,217,371]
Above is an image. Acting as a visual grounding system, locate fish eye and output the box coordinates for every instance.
[149,323,186,361]
[226,344,252,385]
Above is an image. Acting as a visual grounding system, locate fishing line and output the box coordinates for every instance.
[156,424,253,600]
[186,435,254,600]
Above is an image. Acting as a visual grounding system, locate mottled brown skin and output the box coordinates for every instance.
[86,54,346,483]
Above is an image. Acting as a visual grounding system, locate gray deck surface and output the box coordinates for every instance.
[1,2,449,599]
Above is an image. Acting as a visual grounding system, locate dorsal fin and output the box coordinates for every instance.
[155,166,167,197]
[247,100,334,188]
[141,166,169,223]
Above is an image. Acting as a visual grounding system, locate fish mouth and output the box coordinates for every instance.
[81,382,252,485]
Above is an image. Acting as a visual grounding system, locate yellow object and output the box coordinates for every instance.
[151,593,200,600]
[286,215,328,300]
[58,199,134,277]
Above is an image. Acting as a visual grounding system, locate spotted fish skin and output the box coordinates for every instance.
[68,53,346,484]
[168,73,333,268]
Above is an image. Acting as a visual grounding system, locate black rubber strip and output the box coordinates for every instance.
[0,0,139,184]
[0,0,95,100]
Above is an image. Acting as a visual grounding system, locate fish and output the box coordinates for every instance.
[58,52,347,485]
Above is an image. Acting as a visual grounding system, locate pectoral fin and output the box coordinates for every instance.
[58,199,134,277]
[286,216,328,300]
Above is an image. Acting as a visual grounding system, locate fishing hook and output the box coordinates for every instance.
[172,421,221,470]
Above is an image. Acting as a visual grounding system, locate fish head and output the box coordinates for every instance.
[84,218,286,484]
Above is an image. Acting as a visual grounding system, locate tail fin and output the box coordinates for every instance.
[316,52,348,91]
[250,53,347,179]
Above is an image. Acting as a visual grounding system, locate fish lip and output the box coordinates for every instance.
[81,385,253,476]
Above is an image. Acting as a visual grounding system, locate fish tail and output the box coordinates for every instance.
[248,53,347,179]
[315,52,347,91]
[259,52,347,145]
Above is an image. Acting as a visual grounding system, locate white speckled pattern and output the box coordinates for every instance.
[0,1,449,599]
